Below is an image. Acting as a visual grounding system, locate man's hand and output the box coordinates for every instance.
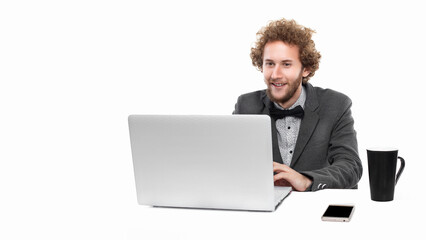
[273,162,312,192]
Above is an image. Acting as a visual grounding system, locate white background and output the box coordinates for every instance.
[1,0,425,239]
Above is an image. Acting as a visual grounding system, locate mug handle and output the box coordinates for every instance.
[395,156,405,185]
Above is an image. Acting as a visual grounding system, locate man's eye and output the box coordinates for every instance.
[284,63,291,67]
[265,62,274,66]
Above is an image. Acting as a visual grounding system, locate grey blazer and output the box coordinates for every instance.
[233,83,363,191]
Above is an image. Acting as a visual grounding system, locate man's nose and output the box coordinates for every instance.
[271,66,282,79]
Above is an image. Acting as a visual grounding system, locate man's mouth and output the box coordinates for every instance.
[271,83,286,88]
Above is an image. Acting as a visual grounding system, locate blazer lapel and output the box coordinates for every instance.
[290,83,319,168]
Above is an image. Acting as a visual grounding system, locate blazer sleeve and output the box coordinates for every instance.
[233,95,242,114]
[300,98,363,191]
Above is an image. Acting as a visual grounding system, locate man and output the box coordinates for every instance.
[233,18,362,191]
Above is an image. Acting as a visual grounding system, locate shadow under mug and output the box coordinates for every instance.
[367,148,405,201]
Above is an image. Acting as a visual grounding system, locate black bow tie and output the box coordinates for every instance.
[269,105,304,120]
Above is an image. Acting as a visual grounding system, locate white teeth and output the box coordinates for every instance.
[273,83,284,87]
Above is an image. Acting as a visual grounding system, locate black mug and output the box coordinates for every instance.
[367,148,405,201]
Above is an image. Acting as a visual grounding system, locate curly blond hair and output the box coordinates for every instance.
[250,18,321,83]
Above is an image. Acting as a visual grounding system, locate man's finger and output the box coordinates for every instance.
[273,172,288,182]
[273,162,290,173]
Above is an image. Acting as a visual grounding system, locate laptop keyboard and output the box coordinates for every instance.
[274,187,291,206]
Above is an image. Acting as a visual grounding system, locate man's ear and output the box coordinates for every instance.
[302,68,310,78]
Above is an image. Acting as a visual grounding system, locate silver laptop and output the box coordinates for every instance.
[128,114,291,211]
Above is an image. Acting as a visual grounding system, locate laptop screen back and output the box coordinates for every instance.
[129,115,275,211]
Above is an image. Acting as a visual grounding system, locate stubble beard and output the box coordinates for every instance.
[265,74,303,107]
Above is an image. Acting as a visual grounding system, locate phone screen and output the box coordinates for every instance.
[323,205,354,218]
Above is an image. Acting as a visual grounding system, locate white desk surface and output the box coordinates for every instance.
[2,181,424,240]
[123,187,422,240]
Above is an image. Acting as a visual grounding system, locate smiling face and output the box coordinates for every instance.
[262,41,310,109]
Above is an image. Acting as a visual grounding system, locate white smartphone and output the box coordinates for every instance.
[321,204,355,222]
